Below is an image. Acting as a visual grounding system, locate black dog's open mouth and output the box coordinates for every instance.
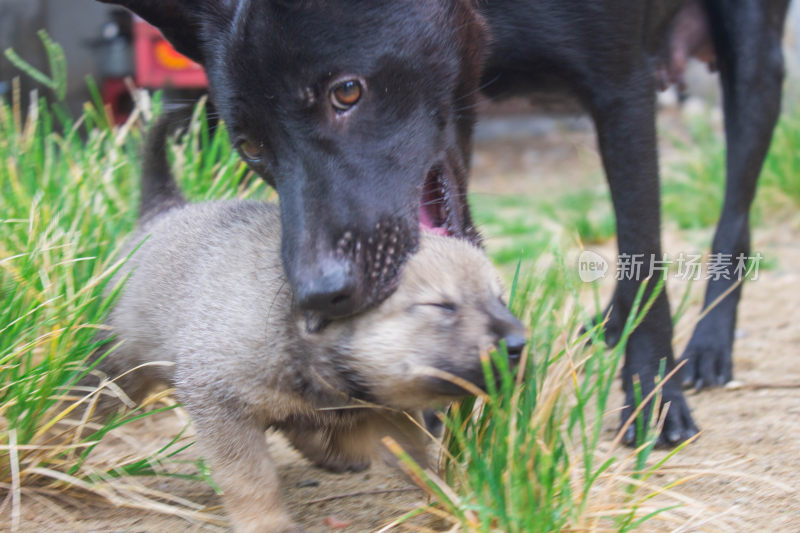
[419,167,454,236]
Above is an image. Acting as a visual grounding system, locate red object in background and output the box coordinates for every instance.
[101,77,132,125]
[133,18,207,89]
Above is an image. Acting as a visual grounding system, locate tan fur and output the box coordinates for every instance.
[90,199,524,532]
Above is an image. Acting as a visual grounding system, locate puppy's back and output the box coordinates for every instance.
[98,200,289,403]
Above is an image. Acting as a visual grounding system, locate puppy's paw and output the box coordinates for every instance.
[243,523,306,533]
[278,525,307,533]
[313,454,371,474]
[231,513,306,533]
[284,427,372,473]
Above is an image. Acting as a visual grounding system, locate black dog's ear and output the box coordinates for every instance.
[98,0,208,63]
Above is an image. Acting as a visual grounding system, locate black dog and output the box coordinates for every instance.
[101,0,789,446]
[478,0,790,445]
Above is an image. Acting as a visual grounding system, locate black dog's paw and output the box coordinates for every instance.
[582,304,624,347]
[680,338,734,391]
[620,388,699,448]
[657,389,699,447]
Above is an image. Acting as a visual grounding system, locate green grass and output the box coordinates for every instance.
[10,37,800,530]
[660,115,728,230]
[0,52,267,518]
[389,261,702,532]
[470,194,554,265]
[1,85,688,532]
[471,187,615,269]
[410,101,800,531]
[0,86,696,533]
[660,103,800,230]
[473,102,800,269]
[760,104,800,206]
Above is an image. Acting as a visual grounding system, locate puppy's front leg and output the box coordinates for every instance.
[370,410,430,471]
[284,424,372,474]
[189,405,303,533]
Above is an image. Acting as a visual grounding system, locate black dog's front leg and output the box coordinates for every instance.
[680,0,789,390]
[589,73,698,446]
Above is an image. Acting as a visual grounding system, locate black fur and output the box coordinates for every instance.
[102,0,486,319]
[99,0,791,447]
[478,0,789,445]
[139,108,190,221]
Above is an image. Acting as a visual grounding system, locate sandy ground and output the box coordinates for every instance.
[476,109,800,532]
[6,107,800,532]
[597,225,800,532]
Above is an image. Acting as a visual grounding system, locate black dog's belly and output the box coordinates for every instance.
[478,0,689,101]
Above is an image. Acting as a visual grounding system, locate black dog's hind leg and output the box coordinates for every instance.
[588,69,698,446]
[681,0,789,390]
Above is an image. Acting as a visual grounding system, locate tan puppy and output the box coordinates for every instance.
[89,117,526,533]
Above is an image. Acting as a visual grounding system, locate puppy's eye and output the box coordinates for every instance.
[236,138,265,163]
[330,79,363,111]
[426,302,457,313]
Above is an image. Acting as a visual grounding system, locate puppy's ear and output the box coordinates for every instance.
[98,0,211,64]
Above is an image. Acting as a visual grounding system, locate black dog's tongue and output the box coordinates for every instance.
[419,168,450,236]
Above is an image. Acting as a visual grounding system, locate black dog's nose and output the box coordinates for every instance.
[294,258,358,317]
[504,333,526,362]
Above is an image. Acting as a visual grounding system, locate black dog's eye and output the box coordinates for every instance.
[330,79,363,111]
[236,138,265,163]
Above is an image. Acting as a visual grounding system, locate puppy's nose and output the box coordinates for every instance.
[503,333,526,362]
[489,301,526,362]
[294,258,358,317]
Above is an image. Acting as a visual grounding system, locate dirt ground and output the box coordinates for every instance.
[6,105,800,532]
[475,107,800,532]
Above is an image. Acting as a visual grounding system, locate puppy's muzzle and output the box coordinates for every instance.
[503,333,526,363]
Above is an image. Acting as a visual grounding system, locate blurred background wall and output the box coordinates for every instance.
[1,0,799,114]
[0,0,114,112]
